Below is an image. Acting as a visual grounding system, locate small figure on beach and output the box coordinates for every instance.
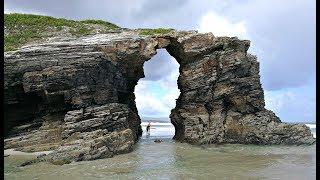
[146,121,151,135]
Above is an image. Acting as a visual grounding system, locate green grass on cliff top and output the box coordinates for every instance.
[138,28,174,36]
[4,13,120,52]
[4,13,175,52]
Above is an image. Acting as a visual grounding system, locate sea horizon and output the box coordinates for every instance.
[141,118,316,124]
[141,120,316,139]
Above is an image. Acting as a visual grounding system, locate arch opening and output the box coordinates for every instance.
[134,49,180,139]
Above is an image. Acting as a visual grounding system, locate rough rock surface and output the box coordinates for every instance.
[4,29,315,164]
[5,103,141,163]
[167,33,315,145]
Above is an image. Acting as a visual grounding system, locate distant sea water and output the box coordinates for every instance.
[305,123,316,138]
[4,122,316,179]
[141,121,316,139]
[141,121,175,138]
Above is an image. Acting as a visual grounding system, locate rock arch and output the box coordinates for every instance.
[134,48,180,131]
[4,30,315,163]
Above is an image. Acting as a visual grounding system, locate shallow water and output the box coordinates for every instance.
[4,123,316,180]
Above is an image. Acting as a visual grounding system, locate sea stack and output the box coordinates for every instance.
[4,14,315,164]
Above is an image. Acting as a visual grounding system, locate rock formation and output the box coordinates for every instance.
[4,29,315,164]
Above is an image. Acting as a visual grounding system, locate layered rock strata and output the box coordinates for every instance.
[4,30,315,163]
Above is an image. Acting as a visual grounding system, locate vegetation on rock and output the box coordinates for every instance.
[4,13,120,51]
[138,28,174,35]
[4,13,175,52]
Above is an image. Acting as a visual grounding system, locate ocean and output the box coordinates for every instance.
[305,123,316,138]
[141,121,316,138]
[4,122,316,179]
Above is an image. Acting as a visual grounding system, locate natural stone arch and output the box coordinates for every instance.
[134,48,180,137]
[114,32,314,145]
[138,34,263,144]
[4,30,315,164]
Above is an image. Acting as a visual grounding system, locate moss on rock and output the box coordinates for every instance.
[138,28,173,36]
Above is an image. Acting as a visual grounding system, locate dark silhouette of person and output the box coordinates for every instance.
[146,122,151,134]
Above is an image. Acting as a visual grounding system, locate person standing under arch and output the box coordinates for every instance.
[146,121,151,135]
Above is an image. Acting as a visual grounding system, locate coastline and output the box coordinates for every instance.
[4,122,316,158]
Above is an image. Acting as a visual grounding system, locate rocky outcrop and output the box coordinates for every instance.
[45,103,140,162]
[4,29,315,164]
[5,103,141,162]
[168,33,315,145]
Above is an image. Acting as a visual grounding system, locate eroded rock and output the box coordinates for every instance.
[4,29,314,164]
[5,103,141,163]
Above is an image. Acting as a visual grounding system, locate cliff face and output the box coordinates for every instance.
[167,33,314,145]
[4,29,315,163]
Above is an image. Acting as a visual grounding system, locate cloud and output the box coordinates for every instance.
[142,49,179,82]
[222,0,316,91]
[134,80,180,117]
[264,85,316,122]
[198,11,248,39]
[265,91,295,114]
[136,49,180,118]
[133,0,187,19]
[134,81,168,117]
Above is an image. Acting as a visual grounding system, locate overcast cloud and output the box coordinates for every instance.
[4,0,316,122]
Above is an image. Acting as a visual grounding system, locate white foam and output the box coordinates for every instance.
[305,124,316,138]
[305,124,316,129]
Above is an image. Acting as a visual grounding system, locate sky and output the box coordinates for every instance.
[4,0,316,123]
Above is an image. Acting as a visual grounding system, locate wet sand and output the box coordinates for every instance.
[4,123,316,180]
